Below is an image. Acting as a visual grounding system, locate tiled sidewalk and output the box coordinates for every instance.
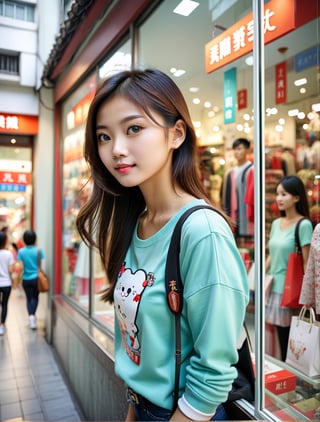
[0,288,83,421]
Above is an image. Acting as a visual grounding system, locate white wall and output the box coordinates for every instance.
[0,85,38,114]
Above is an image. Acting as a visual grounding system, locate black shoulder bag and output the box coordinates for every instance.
[165,205,255,412]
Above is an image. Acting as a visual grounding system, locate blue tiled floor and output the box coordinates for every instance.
[0,288,83,421]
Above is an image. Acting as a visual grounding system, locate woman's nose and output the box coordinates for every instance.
[112,136,128,158]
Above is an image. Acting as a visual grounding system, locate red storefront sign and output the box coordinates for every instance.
[0,113,38,134]
[0,171,31,185]
[205,0,295,73]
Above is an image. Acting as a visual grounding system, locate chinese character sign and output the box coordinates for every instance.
[275,62,286,104]
[0,114,38,134]
[0,171,30,185]
[224,68,237,124]
[205,0,295,73]
[237,89,247,110]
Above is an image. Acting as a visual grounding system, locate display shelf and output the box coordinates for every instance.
[265,355,320,420]
[267,355,320,389]
[265,389,310,421]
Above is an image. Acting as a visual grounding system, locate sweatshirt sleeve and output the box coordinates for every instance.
[178,209,249,416]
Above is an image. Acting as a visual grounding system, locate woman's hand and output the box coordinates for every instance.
[170,407,196,421]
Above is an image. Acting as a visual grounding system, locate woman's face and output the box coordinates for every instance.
[96,95,182,189]
[276,183,299,212]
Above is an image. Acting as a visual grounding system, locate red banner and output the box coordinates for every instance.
[275,62,287,104]
[0,114,38,134]
[237,89,248,110]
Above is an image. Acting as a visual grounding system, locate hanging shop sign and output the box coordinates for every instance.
[237,89,248,110]
[224,68,237,124]
[205,0,295,73]
[0,113,38,135]
[275,62,287,104]
[295,46,320,72]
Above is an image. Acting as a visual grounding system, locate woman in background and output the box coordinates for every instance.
[0,231,14,335]
[265,175,313,361]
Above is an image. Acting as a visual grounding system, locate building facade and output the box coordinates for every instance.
[2,0,320,420]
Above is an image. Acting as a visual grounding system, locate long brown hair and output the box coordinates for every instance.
[76,68,212,303]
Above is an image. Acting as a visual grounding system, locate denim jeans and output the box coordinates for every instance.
[22,278,39,315]
[127,389,229,421]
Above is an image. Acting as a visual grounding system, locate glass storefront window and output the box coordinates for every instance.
[62,74,97,311]
[99,39,132,80]
[59,0,319,417]
[138,0,320,419]
[62,40,132,323]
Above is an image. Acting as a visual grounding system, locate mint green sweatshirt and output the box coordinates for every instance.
[114,200,249,415]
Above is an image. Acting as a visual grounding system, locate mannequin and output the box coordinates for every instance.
[223,138,254,236]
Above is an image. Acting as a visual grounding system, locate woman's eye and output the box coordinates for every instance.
[127,125,141,135]
[97,133,110,143]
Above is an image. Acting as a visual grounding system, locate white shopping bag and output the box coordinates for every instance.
[286,306,320,377]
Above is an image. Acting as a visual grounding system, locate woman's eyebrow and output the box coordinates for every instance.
[96,114,145,131]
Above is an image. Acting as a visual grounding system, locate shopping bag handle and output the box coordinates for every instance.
[298,305,316,328]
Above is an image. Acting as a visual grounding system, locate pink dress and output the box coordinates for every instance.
[299,223,320,315]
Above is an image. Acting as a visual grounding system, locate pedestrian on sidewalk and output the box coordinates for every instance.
[16,229,44,330]
[0,231,14,335]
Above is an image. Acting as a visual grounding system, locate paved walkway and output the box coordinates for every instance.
[0,288,83,421]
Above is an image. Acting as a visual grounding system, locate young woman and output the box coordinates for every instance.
[17,229,44,330]
[76,69,249,421]
[265,175,313,361]
[0,231,14,335]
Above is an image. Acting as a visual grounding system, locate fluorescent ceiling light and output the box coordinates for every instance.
[294,78,307,86]
[312,103,320,112]
[173,0,199,16]
[288,109,299,117]
[170,67,186,77]
[173,69,186,77]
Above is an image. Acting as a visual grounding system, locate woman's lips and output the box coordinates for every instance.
[116,164,134,174]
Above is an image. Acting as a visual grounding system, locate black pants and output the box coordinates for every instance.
[0,286,12,324]
[23,278,39,315]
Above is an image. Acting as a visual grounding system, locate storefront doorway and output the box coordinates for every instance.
[0,134,33,246]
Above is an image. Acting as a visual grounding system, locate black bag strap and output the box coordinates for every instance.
[165,204,232,410]
[294,218,306,252]
[165,205,216,315]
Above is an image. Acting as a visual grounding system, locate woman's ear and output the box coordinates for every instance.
[171,119,186,149]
